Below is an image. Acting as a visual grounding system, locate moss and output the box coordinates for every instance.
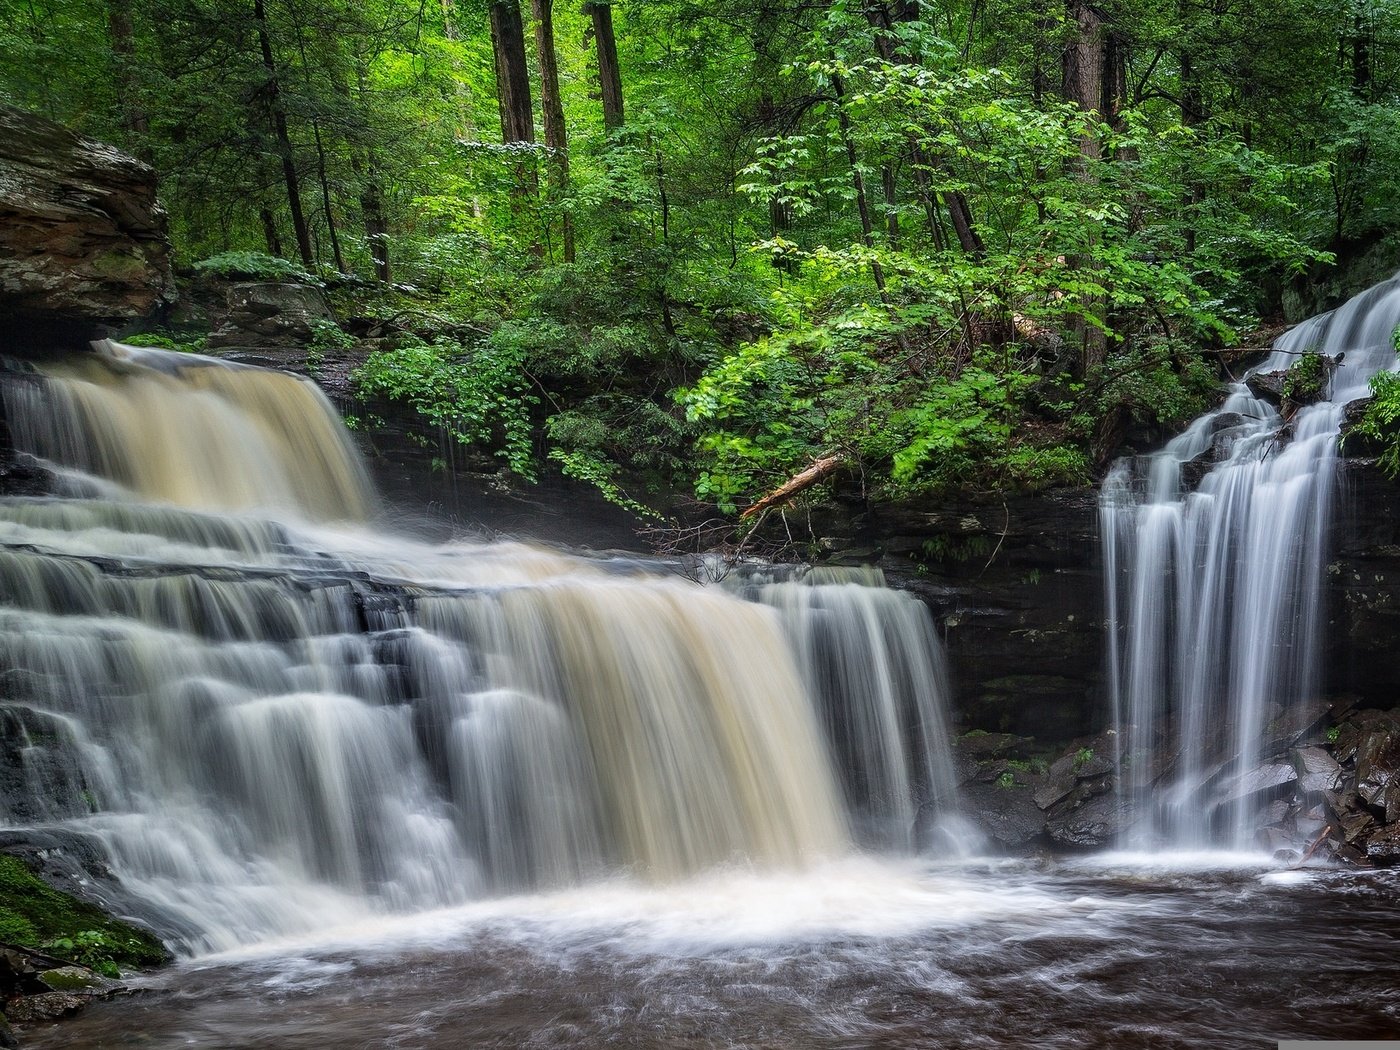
[0,856,166,971]
[1282,352,1328,402]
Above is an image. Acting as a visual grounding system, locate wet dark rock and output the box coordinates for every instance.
[0,451,53,499]
[0,104,174,343]
[1363,824,1400,861]
[1261,697,1331,755]
[1338,807,1378,845]
[36,966,118,995]
[1292,746,1343,794]
[3,991,87,1023]
[0,705,94,824]
[0,945,127,1033]
[1245,370,1286,404]
[1216,762,1297,804]
[0,1011,14,1048]
[1045,794,1137,849]
[1340,398,1386,457]
[956,779,1047,850]
[1180,412,1251,489]
[953,731,1032,760]
[1355,724,1399,808]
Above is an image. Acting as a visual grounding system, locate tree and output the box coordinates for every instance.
[533,0,574,261]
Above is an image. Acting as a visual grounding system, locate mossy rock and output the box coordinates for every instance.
[0,855,166,972]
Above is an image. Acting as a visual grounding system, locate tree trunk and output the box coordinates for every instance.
[586,2,625,130]
[106,0,148,141]
[831,73,889,300]
[1061,0,1119,372]
[1351,10,1373,100]
[490,1,535,145]
[1063,0,1107,165]
[253,0,313,267]
[866,1,984,257]
[260,207,283,257]
[360,175,392,283]
[310,119,346,274]
[533,0,574,262]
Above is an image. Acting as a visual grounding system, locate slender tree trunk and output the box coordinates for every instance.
[533,0,574,262]
[831,73,888,300]
[656,151,676,336]
[360,172,391,283]
[1179,37,1202,255]
[490,1,535,145]
[106,0,148,142]
[260,207,283,257]
[285,4,345,274]
[253,0,313,267]
[585,2,625,130]
[1062,0,1119,372]
[866,1,984,256]
[1063,0,1107,165]
[310,119,346,274]
[1351,10,1372,100]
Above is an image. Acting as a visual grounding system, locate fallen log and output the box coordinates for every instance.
[739,454,845,521]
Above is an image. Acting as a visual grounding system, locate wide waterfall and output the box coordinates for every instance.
[1103,277,1400,849]
[0,341,959,955]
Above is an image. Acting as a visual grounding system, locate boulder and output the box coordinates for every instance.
[1046,793,1137,848]
[1245,369,1286,405]
[0,105,174,341]
[956,779,1047,850]
[1340,398,1386,457]
[3,991,88,1023]
[1292,746,1343,794]
[1216,762,1297,804]
[1364,823,1400,862]
[204,281,336,353]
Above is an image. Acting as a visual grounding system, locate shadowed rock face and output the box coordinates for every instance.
[0,105,174,342]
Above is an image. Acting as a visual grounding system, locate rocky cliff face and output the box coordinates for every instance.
[0,105,174,344]
[807,454,1400,760]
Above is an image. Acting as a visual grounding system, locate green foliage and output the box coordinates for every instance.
[0,856,166,972]
[352,335,538,478]
[0,0,1375,520]
[1282,352,1329,402]
[122,332,207,355]
[192,252,317,284]
[548,448,663,520]
[1357,369,1400,477]
[919,534,991,565]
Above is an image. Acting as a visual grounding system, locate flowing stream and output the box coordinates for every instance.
[1103,277,1400,848]
[0,341,957,955]
[3,339,1400,1048]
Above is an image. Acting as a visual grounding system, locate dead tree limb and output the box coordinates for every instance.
[740,455,845,521]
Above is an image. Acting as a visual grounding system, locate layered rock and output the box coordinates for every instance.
[0,105,174,344]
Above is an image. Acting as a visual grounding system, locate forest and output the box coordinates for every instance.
[2,0,1397,522]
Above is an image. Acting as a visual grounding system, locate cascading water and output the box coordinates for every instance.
[0,341,961,955]
[1103,276,1400,850]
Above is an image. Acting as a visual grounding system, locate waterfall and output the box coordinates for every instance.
[1103,277,1400,850]
[0,342,959,955]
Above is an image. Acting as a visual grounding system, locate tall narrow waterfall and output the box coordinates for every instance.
[0,342,959,955]
[1103,277,1400,849]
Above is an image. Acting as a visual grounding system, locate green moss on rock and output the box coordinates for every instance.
[0,856,166,971]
